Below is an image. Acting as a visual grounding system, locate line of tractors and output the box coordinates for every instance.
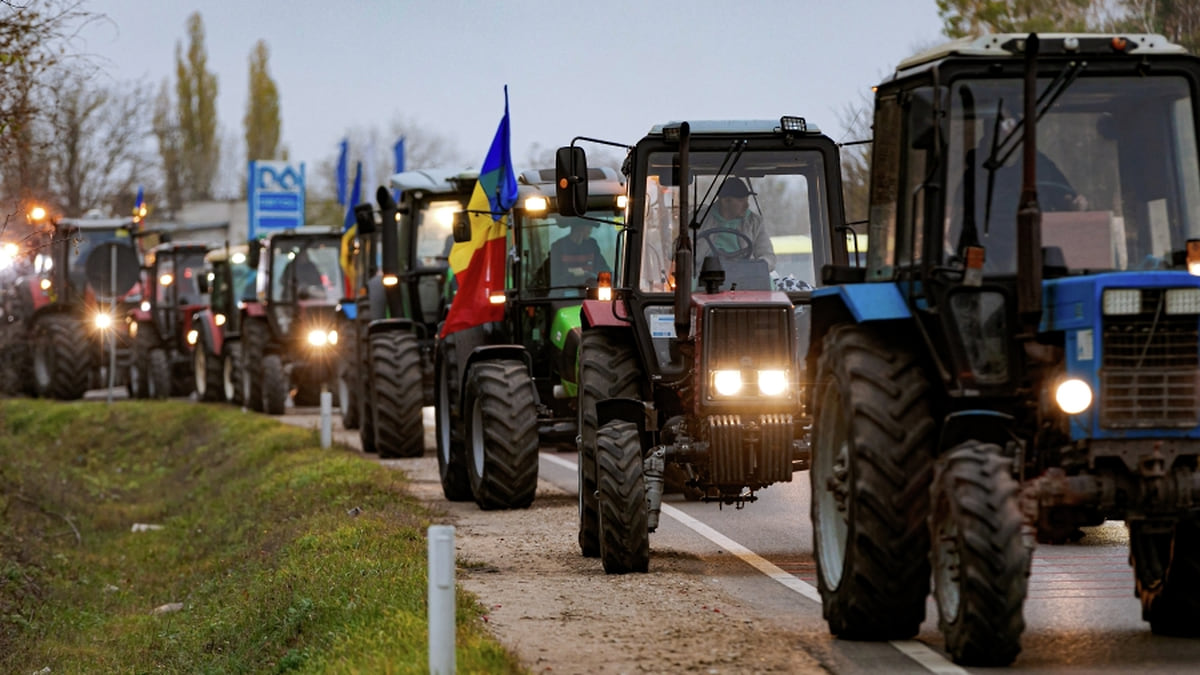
[3,30,1200,667]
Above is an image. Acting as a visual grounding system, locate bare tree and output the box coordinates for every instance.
[153,80,185,217]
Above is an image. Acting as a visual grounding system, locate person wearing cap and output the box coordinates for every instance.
[697,177,776,270]
[549,218,610,286]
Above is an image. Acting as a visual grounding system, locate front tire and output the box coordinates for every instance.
[930,441,1030,666]
[223,339,243,404]
[242,319,268,412]
[577,329,641,557]
[370,331,424,458]
[147,348,171,400]
[596,420,649,574]
[32,314,90,400]
[195,341,223,402]
[464,360,539,510]
[435,335,472,501]
[1131,519,1200,636]
[810,323,934,640]
[262,354,287,415]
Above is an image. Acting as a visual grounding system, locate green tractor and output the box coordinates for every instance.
[808,33,1200,665]
[433,166,626,509]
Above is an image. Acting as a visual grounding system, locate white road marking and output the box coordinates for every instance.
[539,451,966,675]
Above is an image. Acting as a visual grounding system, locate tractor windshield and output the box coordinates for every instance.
[517,208,623,297]
[156,250,209,307]
[945,75,1200,275]
[638,149,829,292]
[270,237,344,302]
[415,198,463,267]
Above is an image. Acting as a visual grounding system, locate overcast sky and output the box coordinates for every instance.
[79,0,945,189]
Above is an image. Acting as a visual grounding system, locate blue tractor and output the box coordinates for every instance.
[808,33,1200,665]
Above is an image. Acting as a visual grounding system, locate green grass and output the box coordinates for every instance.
[0,399,524,674]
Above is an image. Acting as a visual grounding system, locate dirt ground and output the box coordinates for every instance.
[393,454,827,675]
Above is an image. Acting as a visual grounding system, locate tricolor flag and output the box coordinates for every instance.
[439,87,518,338]
[339,161,362,298]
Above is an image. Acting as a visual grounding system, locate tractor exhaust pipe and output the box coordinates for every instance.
[1017,33,1043,327]
[672,122,693,363]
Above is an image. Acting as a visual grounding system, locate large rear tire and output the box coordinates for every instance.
[31,314,90,400]
[370,331,424,458]
[810,323,935,640]
[577,329,641,557]
[464,359,539,510]
[435,335,472,501]
[262,354,287,415]
[596,420,650,574]
[931,441,1030,666]
[1131,519,1200,636]
[242,319,268,412]
[146,348,171,400]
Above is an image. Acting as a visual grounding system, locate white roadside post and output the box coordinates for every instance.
[319,384,332,448]
[428,524,456,674]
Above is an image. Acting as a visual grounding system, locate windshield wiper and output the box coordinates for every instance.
[691,139,747,233]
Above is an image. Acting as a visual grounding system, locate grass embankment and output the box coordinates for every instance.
[0,400,523,674]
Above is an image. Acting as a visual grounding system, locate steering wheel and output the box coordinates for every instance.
[697,229,755,260]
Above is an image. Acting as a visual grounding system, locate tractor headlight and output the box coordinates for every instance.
[93,312,112,330]
[1054,378,1093,415]
[1165,288,1200,315]
[712,370,743,396]
[307,329,333,347]
[186,329,198,345]
[757,370,788,397]
[1102,289,1141,315]
[215,313,226,327]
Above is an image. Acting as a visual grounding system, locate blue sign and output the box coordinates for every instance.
[248,160,306,239]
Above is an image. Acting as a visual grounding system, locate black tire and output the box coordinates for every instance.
[146,348,171,400]
[930,441,1030,666]
[1131,519,1200,636]
[194,341,223,402]
[810,323,935,640]
[464,359,539,510]
[358,331,377,454]
[262,354,287,415]
[242,319,268,412]
[371,331,424,458]
[338,345,359,429]
[577,329,641,557]
[128,321,154,400]
[435,335,472,500]
[31,314,91,400]
[596,420,650,574]
[223,339,243,404]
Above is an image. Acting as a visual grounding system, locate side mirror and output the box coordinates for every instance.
[197,271,211,294]
[452,212,472,243]
[354,203,376,235]
[247,241,261,270]
[556,146,589,217]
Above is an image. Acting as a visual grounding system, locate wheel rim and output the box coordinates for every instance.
[814,384,850,590]
[194,349,206,396]
[32,338,50,391]
[470,391,485,477]
[933,502,962,624]
[223,356,235,400]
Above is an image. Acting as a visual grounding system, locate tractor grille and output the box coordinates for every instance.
[703,306,792,368]
[1100,289,1200,428]
[706,414,794,486]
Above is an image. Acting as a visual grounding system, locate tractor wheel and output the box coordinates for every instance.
[464,359,539,510]
[358,332,377,454]
[146,348,171,400]
[31,314,90,400]
[596,420,650,574]
[930,441,1030,666]
[262,354,287,415]
[434,334,472,501]
[370,331,424,458]
[0,340,30,396]
[223,339,243,404]
[194,342,223,402]
[241,320,268,412]
[1130,519,1200,636]
[127,322,154,400]
[810,323,935,640]
[338,346,359,430]
[577,329,641,557]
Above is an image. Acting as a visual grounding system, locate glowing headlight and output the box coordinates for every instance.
[186,329,198,345]
[1054,378,1093,415]
[1166,288,1200,315]
[232,252,246,264]
[712,370,743,396]
[1102,289,1141,315]
[93,312,112,330]
[307,329,331,347]
[382,274,399,287]
[140,300,151,312]
[215,313,226,327]
[328,330,338,345]
[39,278,51,291]
[489,292,506,304]
[159,273,174,287]
[757,370,788,396]
[129,321,138,338]
[523,196,548,212]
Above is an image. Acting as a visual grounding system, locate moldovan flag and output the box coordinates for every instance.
[440,87,518,338]
[339,161,362,298]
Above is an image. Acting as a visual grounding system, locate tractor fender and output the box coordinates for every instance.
[366,317,421,338]
[596,397,649,437]
[192,310,221,355]
[128,306,152,324]
[464,344,531,376]
[939,410,1017,454]
[366,275,388,321]
[580,299,631,329]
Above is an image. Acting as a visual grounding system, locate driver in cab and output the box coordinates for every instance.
[696,177,776,270]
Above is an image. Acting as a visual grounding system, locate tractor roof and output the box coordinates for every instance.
[204,243,249,264]
[58,217,136,230]
[895,33,1187,74]
[646,118,822,137]
[389,168,479,194]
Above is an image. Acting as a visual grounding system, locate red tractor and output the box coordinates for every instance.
[191,244,255,402]
[126,241,214,399]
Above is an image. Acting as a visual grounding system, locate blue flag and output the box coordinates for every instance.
[478,86,518,220]
[392,137,406,201]
[336,138,349,206]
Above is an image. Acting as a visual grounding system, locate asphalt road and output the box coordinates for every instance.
[274,403,1200,673]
